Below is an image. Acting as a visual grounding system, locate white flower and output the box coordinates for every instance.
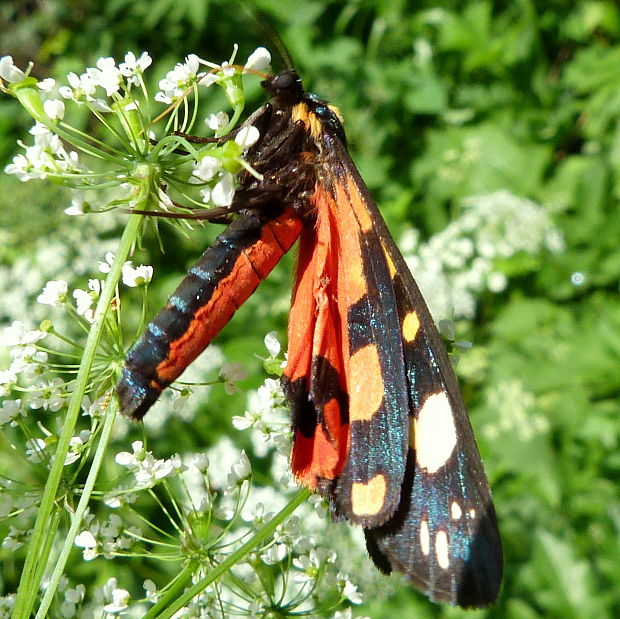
[73,289,94,322]
[211,172,235,206]
[0,56,26,83]
[192,453,209,472]
[143,579,158,603]
[103,587,130,614]
[334,572,363,605]
[220,362,247,395]
[60,583,85,617]
[59,71,97,104]
[193,156,221,182]
[29,377,66,411]
[0,400,24,426]
[10,345,47,378]
[261,542,287,565]
[487,271,507,293]
[5,125,81,181]
[3,526,26,550]
[43,99,65,121]
[404,190,563,320]
[119,51,152,85]
[87,57,122,96]
[64,195,89,215]
[197,46,238,87]
[37,77,55,91]
[121,263,153,287]
[115,441,176,487]
[0,370,17,397]
[233,450,252,478]
[75,531,98,560]
[224,450,252,492]
[234,125,260,149]
[1,320,46,347]
[37,280,68,306]
[81,394,107,417]
[25,438,47,462]
[155,54,201,104]
[97,251,117,273]
[244,47,271,72]
[65,431,90,465]
[231,410,254,431]
[206,111,229,131]
[264,331,281,357]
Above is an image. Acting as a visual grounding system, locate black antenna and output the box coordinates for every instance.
[240,1,296,72]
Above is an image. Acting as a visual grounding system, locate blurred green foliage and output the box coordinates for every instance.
[1,0,620,617]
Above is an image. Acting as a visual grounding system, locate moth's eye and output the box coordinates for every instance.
[273,72,294,91]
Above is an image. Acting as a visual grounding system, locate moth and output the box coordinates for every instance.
[117,67,503,607]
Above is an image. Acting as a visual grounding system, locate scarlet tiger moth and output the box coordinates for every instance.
[117,67,503,607]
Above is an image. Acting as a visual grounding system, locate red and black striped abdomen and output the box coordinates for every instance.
[117,207,302,419]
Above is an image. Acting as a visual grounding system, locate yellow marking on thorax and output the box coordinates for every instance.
[291,102,323,139]
[328,104,343,122]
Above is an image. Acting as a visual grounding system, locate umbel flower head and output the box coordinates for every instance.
[1,46,271,225]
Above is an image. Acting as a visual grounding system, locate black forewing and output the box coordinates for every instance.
[324,136,503,607]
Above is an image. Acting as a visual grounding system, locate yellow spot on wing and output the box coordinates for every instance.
[402,311,420,343]
[351,474,387,516]
[382,243,397,278]
[411,392,457,473]
[435,530,450,569]
[349,344,384,421]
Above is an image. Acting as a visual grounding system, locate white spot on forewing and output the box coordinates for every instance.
[469,508,476,519]
[435,530,450,570]
[451,501,462,520]
[420,519,430,556]
[414,392,457,473]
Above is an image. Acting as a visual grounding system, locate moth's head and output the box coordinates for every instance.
[262,70,304,104]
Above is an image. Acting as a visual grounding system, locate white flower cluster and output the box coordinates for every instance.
[232,333,291,457]
[74,512,141,561]
[5,123,81,182]
[115,440,181,488]
[483,379,550,442]
[155,46,270,104]
[192,124,261,207]
[3,46,271,217]
[403,190,565,320]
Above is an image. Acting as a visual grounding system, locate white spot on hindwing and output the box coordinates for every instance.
[413,392,457,473]
[420,519,430,556]
[435,530,450,569]
[451,501,462,520]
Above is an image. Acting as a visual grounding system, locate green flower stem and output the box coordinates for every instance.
[143,488,311,619]
[146,559,200,613]
[34,404,119,619]
[12,213,143,619]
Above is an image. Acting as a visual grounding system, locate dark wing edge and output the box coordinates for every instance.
[331,141,503,607]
